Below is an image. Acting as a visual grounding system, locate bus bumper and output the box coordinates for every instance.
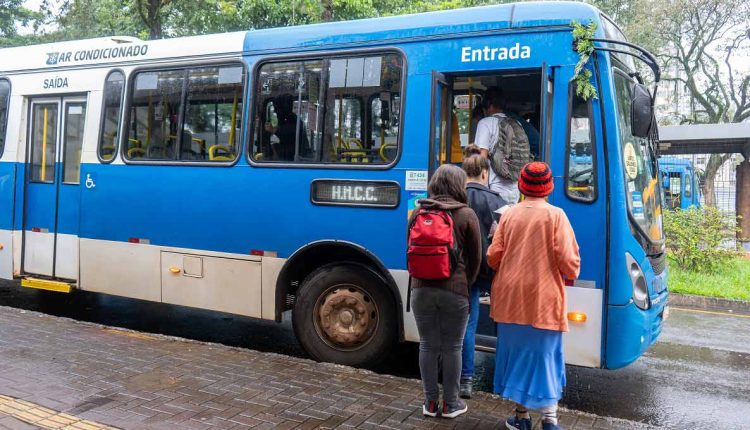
[605,288,669,369]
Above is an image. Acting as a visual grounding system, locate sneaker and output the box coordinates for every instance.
[459,380,473,399]
[505,415,532,430]
[441,399,468,419]
[422,400,439,417]
[542,422,562,430]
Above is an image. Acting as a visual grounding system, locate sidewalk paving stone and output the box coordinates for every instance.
[0,306,650,429]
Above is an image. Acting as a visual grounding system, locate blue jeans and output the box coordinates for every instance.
[461,278,487,381]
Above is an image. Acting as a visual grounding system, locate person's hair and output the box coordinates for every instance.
[482,87,505,111]
[471,103,484,120]
[428,164,468,203]
[275,94,295,115]
[462,144,489,178]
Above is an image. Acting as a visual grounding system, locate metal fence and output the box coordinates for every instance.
[662,153,741,249]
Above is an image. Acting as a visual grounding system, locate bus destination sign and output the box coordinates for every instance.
[311,180,400,208]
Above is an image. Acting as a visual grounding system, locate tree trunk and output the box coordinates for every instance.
[321,0,333,22]
[137,0,167,40]
[701,153,731,208]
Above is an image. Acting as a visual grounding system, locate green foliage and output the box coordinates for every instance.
[664,206,740,273]
[1,0,510,46]
[668,256,750,301]
[0,0,41,44]
[571,20,598,101]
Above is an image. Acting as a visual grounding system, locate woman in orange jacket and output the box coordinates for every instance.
[487,162,581,430]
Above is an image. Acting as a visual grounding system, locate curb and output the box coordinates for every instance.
[670,293,750,315]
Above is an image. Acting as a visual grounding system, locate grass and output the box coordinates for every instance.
[668,256,750,301]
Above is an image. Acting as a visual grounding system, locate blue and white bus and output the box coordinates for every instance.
[660,157,701,210]
[0,1,667,369]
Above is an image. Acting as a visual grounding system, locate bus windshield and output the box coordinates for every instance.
[613,70,664,244]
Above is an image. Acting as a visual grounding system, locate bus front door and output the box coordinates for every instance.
[429,71,453,174]
[23,97,87,281]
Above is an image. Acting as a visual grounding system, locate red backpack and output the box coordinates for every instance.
[407,209,458,280]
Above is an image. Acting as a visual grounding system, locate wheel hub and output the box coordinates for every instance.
[316,287,377,349]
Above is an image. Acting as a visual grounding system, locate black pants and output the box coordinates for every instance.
[411,287,470,407]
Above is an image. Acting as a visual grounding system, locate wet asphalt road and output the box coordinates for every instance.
[1,281,749,429]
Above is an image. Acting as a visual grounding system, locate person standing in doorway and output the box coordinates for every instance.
[459,144,502,399]
[408,164,482,419]
[487,162,580,430]
[474,87,531,206]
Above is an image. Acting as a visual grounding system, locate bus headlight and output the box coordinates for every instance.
[625,253,650,310]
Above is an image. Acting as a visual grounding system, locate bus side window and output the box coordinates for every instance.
[253,60,323,163]
[182,66,244,162]
[565,86,596,202]
[252,53,403,165]
[124,64,244,163]
[98,71,125,162]
[127,70,185,161]
[0,79,10,159]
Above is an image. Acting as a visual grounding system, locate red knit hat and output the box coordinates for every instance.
[518,162,554,197]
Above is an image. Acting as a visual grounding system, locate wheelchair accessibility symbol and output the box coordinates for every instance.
[85,174,96,189]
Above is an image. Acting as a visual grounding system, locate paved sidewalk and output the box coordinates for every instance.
[0,306,645,429]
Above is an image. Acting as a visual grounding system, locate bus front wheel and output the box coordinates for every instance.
[292,264,396,367]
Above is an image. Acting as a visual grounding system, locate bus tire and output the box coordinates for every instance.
[292,264,396,367]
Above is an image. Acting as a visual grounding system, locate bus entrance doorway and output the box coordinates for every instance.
[429,70,545,174]
[428,69,546,349]
[22,96,87,284]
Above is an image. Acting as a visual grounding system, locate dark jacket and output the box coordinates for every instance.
[409,195,482,297]
[466,182,503,281]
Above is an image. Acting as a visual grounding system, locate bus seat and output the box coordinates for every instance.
[128,147,146,158]
[209,145,234,161]
[100,144,116,158]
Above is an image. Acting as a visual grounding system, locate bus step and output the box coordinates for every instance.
[21,277,74,293]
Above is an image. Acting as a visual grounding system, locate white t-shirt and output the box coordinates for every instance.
[474,114,519,204]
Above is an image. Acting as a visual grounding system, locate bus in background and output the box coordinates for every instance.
[0,1,667,370]
[660,157,701,209]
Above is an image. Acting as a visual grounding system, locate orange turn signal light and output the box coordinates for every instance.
[567,312,587,323]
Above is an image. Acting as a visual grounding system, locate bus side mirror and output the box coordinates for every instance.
[631,83,653,138]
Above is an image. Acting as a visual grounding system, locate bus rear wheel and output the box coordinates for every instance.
[292,264,396,367]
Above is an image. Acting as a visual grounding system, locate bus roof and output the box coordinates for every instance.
[242,1,602,54]
[659,158,695,170]
[0,32,247,74]
[0,1,602,74]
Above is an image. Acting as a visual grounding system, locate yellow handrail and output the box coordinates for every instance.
[41,107,49,181]
[468,78,474,144]
[379,143,395,162]
[229,89,238,150]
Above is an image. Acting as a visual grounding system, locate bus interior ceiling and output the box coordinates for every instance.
[450,71,541,148]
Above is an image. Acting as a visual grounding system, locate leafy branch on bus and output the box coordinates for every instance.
[571,20,598,101]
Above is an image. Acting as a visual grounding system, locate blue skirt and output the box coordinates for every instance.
[493,323,566,409]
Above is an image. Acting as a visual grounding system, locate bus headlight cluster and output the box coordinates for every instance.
[625,253,650,310]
